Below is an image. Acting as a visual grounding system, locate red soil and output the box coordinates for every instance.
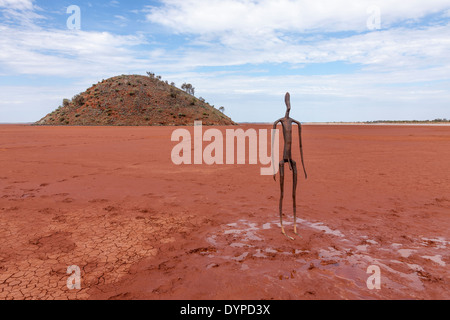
[0,124,449,300]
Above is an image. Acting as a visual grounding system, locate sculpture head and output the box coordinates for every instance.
[285,92,291,116]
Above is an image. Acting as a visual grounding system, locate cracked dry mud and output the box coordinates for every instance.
[1,124,449,299]
[0,198,194,300]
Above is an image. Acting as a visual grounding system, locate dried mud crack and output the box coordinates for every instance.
[0,200,197,300]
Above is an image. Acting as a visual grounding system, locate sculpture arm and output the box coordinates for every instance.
[272,119,282,181]
[293,119,307,179]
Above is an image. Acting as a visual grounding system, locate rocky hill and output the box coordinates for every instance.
[35,74,236,126]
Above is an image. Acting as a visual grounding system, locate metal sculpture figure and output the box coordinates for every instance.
[272,92,307,240]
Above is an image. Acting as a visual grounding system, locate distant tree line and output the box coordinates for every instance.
[368,119,449,123]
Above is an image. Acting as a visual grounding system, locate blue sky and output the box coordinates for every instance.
[1,0,450,123]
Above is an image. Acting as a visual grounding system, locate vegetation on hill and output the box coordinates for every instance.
[35,74,235,126]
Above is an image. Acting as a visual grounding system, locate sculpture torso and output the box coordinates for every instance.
[280,117,294,161]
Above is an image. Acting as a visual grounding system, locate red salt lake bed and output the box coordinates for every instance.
[0,124,448,299]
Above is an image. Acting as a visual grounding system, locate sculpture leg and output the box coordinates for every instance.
[291,160,301,238]
[279,161,294,240]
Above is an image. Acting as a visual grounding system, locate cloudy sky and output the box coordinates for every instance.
[1,0,449,123]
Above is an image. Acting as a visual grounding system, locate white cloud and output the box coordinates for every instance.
[0,0,45,26]
[155,22,450,76]
[142,0,450,74]
[146,0,450,34]
[109,0,120,7]
[0,0,34,10]
[113,14,128,27]
[0,25,153,78]
[2,1,448,78]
